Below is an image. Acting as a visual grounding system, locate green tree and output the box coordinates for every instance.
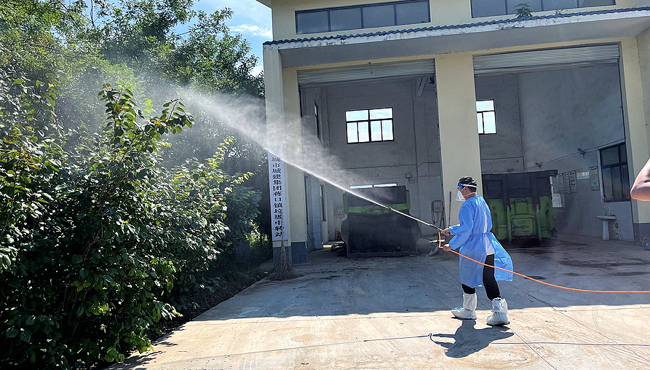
[1,2,270,366]
[1,82,260,367]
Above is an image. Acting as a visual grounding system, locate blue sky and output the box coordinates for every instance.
[194,0,272,75]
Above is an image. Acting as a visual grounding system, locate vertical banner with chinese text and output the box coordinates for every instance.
[268,151,288,241]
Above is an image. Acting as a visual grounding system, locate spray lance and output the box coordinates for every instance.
[263,146,650,294]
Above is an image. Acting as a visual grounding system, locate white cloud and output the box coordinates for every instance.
[230,24,273,40]
[198,1,271,28]
[196,1,272,68]
[251,65,264,76]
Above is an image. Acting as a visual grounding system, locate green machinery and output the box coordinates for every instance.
[482,171,557,242]
[341,186,421,257]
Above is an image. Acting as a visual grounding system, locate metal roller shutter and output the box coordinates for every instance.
[297,60,435,85]
[473,44,620,75]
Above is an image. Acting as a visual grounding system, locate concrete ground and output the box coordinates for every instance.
[112,235,650,369]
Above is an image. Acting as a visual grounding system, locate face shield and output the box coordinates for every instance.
[456,184,466,201]
[456,183,476,201]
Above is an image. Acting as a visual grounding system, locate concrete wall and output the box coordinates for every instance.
[476,74,525,173]
[518,66,625,170]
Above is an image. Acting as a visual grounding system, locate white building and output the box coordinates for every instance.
[258,0,650,263]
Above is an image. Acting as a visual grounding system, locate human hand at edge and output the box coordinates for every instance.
[441,228,451,236]
[631,158,650,201]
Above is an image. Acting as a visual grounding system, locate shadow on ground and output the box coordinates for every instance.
[430,320,514,358]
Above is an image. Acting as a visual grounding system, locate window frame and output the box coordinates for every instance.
[314,101,321,141]
[296,0,431,35]
[600,142,630,203]
[346,108,394,144]
[320,184,327,222]
[470,0,616,18]
[476,99,497,135]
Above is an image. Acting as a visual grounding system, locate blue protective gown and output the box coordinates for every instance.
[449,195,513,288]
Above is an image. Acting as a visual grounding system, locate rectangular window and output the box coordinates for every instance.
[600,143,630,202]
[472,0,507,18]
[296,10,329,34]
[544,0,579,10]
[346,108,394,144]
[314,102,321,141]
[320,185,327,221]
[296,0,430,35]
[330,8,362,32]
[363,4,395,28]
[396,0,430,25]
[471,0,615,18]
[304,176,310,225]
[476,100,496,134]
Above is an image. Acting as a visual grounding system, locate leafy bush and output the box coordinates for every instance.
[0,80,260,368]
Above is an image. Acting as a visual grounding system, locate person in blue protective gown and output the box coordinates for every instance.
[441,176,513,326]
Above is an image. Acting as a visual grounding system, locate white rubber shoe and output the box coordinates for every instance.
[451,293,477,320]
[486,297,510,326]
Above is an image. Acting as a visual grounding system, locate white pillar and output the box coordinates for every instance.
[263,48,308,262]
[436,53,482,225]
[621,37,650,243]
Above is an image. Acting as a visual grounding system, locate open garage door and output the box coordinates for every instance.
[473,43,634,241]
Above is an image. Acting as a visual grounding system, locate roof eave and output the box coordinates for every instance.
[263,8,650,68]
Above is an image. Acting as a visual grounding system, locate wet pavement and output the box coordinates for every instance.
[111,235,650,369]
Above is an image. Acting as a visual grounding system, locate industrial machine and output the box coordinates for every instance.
[482,171,557,242]
[341,185,421,257]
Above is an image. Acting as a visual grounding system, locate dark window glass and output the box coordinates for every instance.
[296,11,329,34]
[396,1,429,25]
[506,0,542,14]
[619,144,627,163]
[611,165,623,200]
[314,103,321,141]
[578,0,615,6]
[305,176,310,225]
[601,146,619,166]
[296,1,430,34]
[601,143,630,202]
[621,163,630,198]
[331,8,362,31]
[472,0,614,18]
[544,0,579,11]
[602,167,613,200]
[320,185,326,222]
[472,0,507,17]
[363,4,395,28]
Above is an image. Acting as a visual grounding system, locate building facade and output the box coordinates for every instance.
[257,0,650,263]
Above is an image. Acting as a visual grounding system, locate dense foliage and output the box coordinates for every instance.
[1,0,270,368]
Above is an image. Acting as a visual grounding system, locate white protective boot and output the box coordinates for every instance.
[451,293,477,320]
[486,297,510,326]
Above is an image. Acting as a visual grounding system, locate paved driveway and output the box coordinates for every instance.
[112,236,650,369]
